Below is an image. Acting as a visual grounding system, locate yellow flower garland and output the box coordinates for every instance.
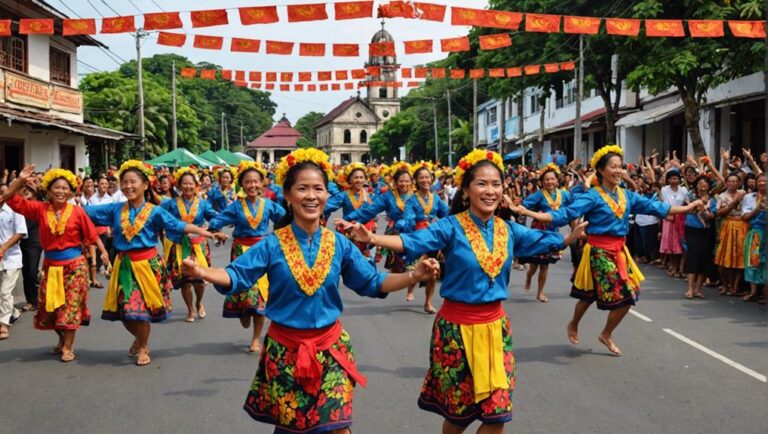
[542,162,560,175]
[215,165,236,182]
[339,162,367,189]
[455,149,504,187]
[117,160,154,180]
[275,148,334,187]
[589,144,623,169]
[45,203,74,235]
[236,160,268,182]
[409,160,434,177]
[275,225,335,296]
[456,211,509,282]
[41,169,78,191]
[173,167,199,184]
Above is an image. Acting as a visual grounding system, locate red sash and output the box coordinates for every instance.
[188,235,206,245]
[587,235,628,281]
[118,247,157,262]
[415,221,430,230]
[43,256,85,267]
[234,236,263,247]
[438,299,505,325]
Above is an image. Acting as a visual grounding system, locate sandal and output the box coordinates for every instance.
[693,293,706,299]
[21,303,35,312]
[90,281,104,289]
[536,296,549,303]
[424,306,437,314]
[136,352,151,366]
[128,343,139,357]
[60,351,76,363]
[684,292,694,299]
[742,294,758,302]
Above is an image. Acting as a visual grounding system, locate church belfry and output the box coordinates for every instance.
[365,21,401,122]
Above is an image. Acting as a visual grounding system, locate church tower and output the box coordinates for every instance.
[365,22,401,125]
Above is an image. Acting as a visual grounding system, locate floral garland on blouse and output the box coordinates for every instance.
[241,197,265,230]
[595,185,627,219]
[456,211,509,282]
[347,189,370,210]
[121,203,154,242]
[393,189,410,212]
[542,189,562,211]
[177,197,199,223]
[416,191,434,215]
[275,225,335,296]
[45,203,73,236]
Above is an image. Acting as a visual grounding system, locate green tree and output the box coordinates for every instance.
[450,118,474,154]
[294,111,325,148]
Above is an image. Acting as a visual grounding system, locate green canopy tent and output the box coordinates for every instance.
[146,148,212,168]
[198,150,227,165]
[214,149,253,165]
[233,152,255,162]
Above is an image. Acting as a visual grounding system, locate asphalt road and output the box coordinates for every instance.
[1,229,766,434]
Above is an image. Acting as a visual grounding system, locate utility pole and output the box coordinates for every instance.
[574,34,584,164]
[499,98,506,154]
[518,95,525,166]
[432,100,439,162]
[447,89,453,167]
[135,29,149,159]
[240,122,244,149]
[472,79,478,148]
[171,61,177,150]
[220,112,225,151]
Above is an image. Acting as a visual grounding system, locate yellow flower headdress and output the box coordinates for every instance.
[455,150,505,187]
[173,167,199,184]
[275,148,335,187]
[389,161,411,176]
[41,168,78,191]
[236,160,268,182]
[117,160,154,180]
[409,161,435,177]
[366,164,382,177]
[542,162,560,175]
[338,162,367,189]
[214,165,236,182]
[590,144,623,169]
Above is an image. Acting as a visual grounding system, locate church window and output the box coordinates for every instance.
[360,130,368,143]
[379,88,387,99]
[343,129,352,143]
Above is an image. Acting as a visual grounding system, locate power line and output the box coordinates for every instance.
[98,0,121,17]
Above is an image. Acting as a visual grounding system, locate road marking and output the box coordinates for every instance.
[663,328,767,383]
[628,309,653,322]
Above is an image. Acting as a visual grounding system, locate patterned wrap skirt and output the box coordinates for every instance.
[518,221,562,265]
[418,313,515,427]
[166,238,211,289]
[101,255,173,323]
[714,217,748,269]
[660,213,686,254]
[571,238,641,311]
[243,328,358,433]
[223,238,266,318]
[36,256,90,330]
[383,221,407,273]
[744,227,767,284]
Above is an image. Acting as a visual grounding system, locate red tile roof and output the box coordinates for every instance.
[247,116,302,149]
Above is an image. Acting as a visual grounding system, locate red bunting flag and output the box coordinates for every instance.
[320,84,329,91]
[404,39,433,54]
[378,1,419,18]
[408,81,420,88]
[728,21,766,38]
[251,83,262,89]
[287,4,328,22]
[221,70,233,80]
[688,20,724,37]
[265,83,275,90]
[559,61,576,71]
[544,63,560,73]
[332,83,341,91]
[157,32,187,47]
[416,3,447,22]
[239,6,279,25]
[200,70,216,80]
[19,18,54,34]
[249,71,262,82]
[193,35,224,50]
[333,44,359,57]
[451,7,484,26]
[318,71,332,81]
[485,10,523,30]
[401,67,413,78]
[300,43,326,56]
[469,69,485,79]
[441,36,470,52]
[101,16,136,34]
[265,72,277,82]
[234,81,248,87]
[281,72,294,82]
[524,65,541,75]
[299,72,312,82]
[0,20,12,36]
[334,1,374,20]
[345,82,355,90]
[143,12,183,30]
[606,18,641,36]
[180,68,197,78]
[414,68,428,78]
[280,84,290,91]
[488,68,505,78]
[336,70,349,80]
[431,68,446,78]
[231,38,260,53]
[450,69,466,79]
[295,84,304,91]
[235,71,246,81]
[366,66,381,76]
[645,19,685,37]
[191,9,229,28]
[266,41,294,55]
[506,67,522,77]
[525,14,561,33]
[351,69,366,79]
[63,19,96,35]
[308,84,317,91]
[563,16,601,34]
[369,42,396,56]
[479,33,512,50]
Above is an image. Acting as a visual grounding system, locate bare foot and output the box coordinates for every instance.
[536,294,549,303]
[185,315,195,323]
[524,285,531,293]
[197,304,206,319]
[423,305,437,314]
[136,349,151,366]
[598,334,622,356]
[239,315,251,329]
[248,342,261,353]
[60,350,76,363]
[567,321,579,345]
[405,292,415,302]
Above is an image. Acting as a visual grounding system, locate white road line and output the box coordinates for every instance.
[663,328,767,383]
[628,309,653,322]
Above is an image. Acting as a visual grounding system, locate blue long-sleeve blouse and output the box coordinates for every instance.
[401,192,450,233]
[208,185,236,212]
[85,201,188,251]
[324,190,372,221]
[217,222,388,329]
[161,196,218,227]
[346,190,412,231]
[400,212,565,304]
[522,189,573,230]
[208,197,285,239]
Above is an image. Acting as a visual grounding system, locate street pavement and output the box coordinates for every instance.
[1,228,766,434]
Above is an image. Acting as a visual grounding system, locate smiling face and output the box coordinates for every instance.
[179,174,198,198]
[159,176,171,193]
[756,175,766,194]
[395,172,412,195]
[348,169,366,192]
[48,179,73,205]
[696,178,710,195]
[415,169,433,192]
[463,164,503,220]
[598,155,623,189]
[725,174,740,192]
[200,174,212,189]
[284,167,328,226]
[541,171,558,192]
[240,170,263,199]
[219,171,233,188]
[120,170,148,202]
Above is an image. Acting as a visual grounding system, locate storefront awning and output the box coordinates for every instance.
[0,105,132,141]
[615,101,684,128]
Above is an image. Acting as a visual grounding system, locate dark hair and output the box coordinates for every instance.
[275,161,330,229]
[46,177,74,192]
[594,152,622,183]
[413,167,434,184]
[693,175,713,195]
[347,168,366,183]
[118,168,155,203]
[450,160,504,215]
[237,168,263,187]
[538,167,559,185]
[176,172,199,186]
[393,169,411,184]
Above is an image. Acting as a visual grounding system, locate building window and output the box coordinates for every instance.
[486,107,497,125]
[378,88,387,99]
[0,36,27,73]
[565,81,577,106]
[343,129,351,143]
[530,95,541,115]
[360,130,367,144]
[50,48,71,86]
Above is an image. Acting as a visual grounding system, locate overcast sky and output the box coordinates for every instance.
[63,0,486,124]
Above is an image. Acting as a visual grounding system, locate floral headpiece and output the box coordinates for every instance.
[589,144,623,169]
[455,150,504,187]
[117,160,154,180]
[41,168,78,191]
[236,160,268,182]
[409,161,434,177]
[338,162,367,188]
[173,167,199,184]
[275,148,335,187]
[541,162,560,175]
[389,161,411,177]
[215,165,236,182]
[367,164,383,176]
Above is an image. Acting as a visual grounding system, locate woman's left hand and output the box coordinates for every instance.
[212,232,228,242]
[413,257,440,282]
[564,221,589,245]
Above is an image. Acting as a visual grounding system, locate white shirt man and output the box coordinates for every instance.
[0,202,27,339]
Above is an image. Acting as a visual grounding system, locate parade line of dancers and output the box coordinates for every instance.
[1,145,743,434]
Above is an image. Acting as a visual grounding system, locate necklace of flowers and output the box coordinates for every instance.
[241,197,265,230]
[275,225,335,296]
[45,203,73,236]
[595,185,627,219]
[542,189,562,211]
[393,189,411,212]
[416,191,434,215]
[347,189,370,209]
[177,196,199,223]
[456,211,509,283]
[121,202,154,242]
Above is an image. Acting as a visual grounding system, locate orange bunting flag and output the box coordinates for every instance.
[180,68,197,78]
[606,18,641,36]
[101,16,136,34]
[469,69,485,79]
[336,70,349,80]
[299,72,312,82]
[404,39,433,54]
[431,68,446,78]
[239,7,279,25]
[401,67,413,78]
[645,19,685,37]
[506,67,522,77]
[234,81,248,87]
[249,71,262,82]
[451,7,484,26]
[200,70,216,80]
[295,84,304,91]
[251,83,262,89]
[728,21,766,38]
[221,70,233,80]
[524,65,541,75]
[280,84,290,91]
[333,44,359,57]
[370,42,396,56]
[485,10,523,30]
[281,72,294,82]
[479,33,512,50]
[157,32,187,47]
[332,83,341,91]
[287,4,328,22]
[320,84,329,91]
[193,35,224,50]
[308,84,317,91]
[19,18,54,34]
[525,14,561,33]
[408,81,421,88]
[143,12,183,30]
[564,16,601,34]
[231,38,260,53]
[335,1,374,20]
[450,69,466,79]
[266,41,294,55]
[366,66,381,76]
[0,20,11,36]
[318,71,332,81]
[345,83,355,90]
[63,19,96,35]
[559,61,576,71]
[416,3,447,22]
[441,36,470,52]
[544,63,560,73]
[351,69,366,79]
[300,43,326,56]
[488,68,505,78]
[378,1,419,18]
[191,9,229,28]
[688,20,724,37]
[235,71,246,81]
[265,72,277,82]
[414,68,428,78]
[265,83,275,90]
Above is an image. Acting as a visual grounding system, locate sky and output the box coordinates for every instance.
[62,0,488,124]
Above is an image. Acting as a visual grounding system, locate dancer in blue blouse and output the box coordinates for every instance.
[325,163,377,262]
[182,148,438,434]
[208,161,285,354]
[208,167,236,212]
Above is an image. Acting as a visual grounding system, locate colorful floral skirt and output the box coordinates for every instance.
[418,315,515,427]
[166,240,211,289]
[243,330,357,433]
[223,241,266,318]
[660,214,686,254]
[101,256,173,323]
[36,257,90,331]
[714,217,748,269]
[383,222,407,273]
[571,245,639,310]
[744,227,766,284]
